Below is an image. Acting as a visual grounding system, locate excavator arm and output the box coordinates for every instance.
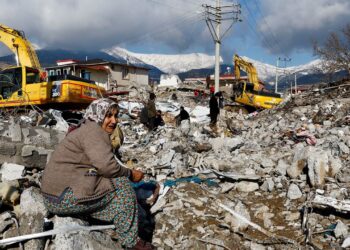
[233,54,259,91]
[0,24,41,69]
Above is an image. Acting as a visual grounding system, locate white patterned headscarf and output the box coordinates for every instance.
[84,98,117,125]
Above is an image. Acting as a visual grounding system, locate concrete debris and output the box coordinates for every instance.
[0,212,13,233]
[0,79,349,249]
[287,183,303,200]
[334,220,348,239]
[0,163,24,181]
[312,194,350,213]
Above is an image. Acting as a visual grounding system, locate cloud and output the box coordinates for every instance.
[0,0,213,55]
[258,0,350,54]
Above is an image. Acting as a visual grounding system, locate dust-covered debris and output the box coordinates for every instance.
[0,80,349,249]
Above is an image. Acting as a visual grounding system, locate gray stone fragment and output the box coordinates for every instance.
[19,187,49,250]
[158,150,175,166]
[21,145,49,169]
[209,137,243,153]
[287,144,308,178]
[276,159,288,176]
[0,162,24,181]
[328,157,342,177]
[0,141,16,156]
[323,120,332,126]
[51,216,117,250]
[307,149,328,188]
[260,178,274,192]
[334,220,348,238]
[287,183,302,200]
[235,181,259,192]
[224,201,251,231]
[0,212,13,233]
[20,187,48,217]
[338,142,349,155]
[9,118,22,142]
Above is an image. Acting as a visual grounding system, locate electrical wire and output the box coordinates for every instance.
[240,0,281,54]
[251,0,286,56]
[146,0,200,12]
[116,11,205,46]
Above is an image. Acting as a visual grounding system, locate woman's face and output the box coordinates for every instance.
[102,108,118,134]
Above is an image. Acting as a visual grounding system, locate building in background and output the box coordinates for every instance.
[45,59,150,91]
[159,74,182,88]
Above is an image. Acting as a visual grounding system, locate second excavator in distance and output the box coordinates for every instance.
[0,23,105,109]
[232,54,283,111]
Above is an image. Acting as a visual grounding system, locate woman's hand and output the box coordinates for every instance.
[130,169,144,182]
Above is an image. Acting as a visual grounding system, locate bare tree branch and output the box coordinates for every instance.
[313,23,350,76]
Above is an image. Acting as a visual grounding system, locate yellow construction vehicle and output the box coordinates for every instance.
[232,54,282,110]
[0,24,105,109]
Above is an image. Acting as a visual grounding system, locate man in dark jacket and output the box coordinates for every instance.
[175,106,190,126]
[209,92,220,126]
[147,93,156,130]
[154,110,165,128]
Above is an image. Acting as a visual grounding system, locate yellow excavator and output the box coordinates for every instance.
[0,24,105,109]
[232,54,282,110]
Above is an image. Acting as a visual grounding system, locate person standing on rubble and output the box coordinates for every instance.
[41,98,154,250]
[209,92,220,126]
[147,93,157,131]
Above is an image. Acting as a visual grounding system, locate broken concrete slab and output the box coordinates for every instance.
[0,162,24,181]
[287,183,302,200]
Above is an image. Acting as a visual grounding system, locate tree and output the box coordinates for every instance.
[313,24,350,76]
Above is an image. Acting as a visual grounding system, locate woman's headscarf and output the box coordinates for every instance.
[84,98,117,124]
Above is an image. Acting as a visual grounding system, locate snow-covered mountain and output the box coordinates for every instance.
[103,47,149,68]
[104,46,326,85]
[241,56,324,84]
[105,46,223,74]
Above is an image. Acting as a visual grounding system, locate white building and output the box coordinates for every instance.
[159,74,182,88]
[45,59,150,92]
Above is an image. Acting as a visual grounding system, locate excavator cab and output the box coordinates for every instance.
[0,67,23,99]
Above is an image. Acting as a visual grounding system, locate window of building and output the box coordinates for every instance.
[63,68,70,75]
[122,67,129,79]
[81,70,91,80]
[56,69,62,75]
[49,70,55,76]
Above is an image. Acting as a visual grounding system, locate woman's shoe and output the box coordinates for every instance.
[127,239,155,250]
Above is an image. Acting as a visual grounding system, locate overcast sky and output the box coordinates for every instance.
[0,0,349,66]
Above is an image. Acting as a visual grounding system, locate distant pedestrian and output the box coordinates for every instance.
[209,85,215,94]
[140,102,148,127]
[147,93,157,131]
[209,92,220,126]
[171,93,178,101]
[154,110,165,129]
[175,106,190,126]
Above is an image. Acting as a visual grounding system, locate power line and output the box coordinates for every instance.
[146,0,200,12]
[251,0,285,56]
[116,11,205,46]
[240,0,281,54]
[203,0,241,92]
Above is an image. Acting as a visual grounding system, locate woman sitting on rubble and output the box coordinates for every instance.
[41,98,153,250]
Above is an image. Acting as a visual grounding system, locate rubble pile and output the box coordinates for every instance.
[0,80,348,249]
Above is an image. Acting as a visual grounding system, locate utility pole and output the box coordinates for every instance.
[275,57,291,93]
[275,57,280,93]
[203,1,241,93]
[214,0,220,94]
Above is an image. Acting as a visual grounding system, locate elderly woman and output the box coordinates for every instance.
[41,98,151,249]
